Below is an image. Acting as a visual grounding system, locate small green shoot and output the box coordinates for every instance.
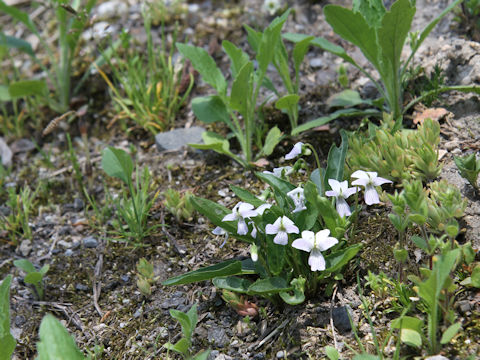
[136,258,159,296]
[454,153,480,191]
[0,275,15,360]
[163,189,195,222]
[1,185,36,245]
[164,303,210,360]
[14,259,49,300]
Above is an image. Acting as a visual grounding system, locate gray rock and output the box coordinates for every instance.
[75,284,89,291]
[0,204,10,216]
[332,306,352,334]
[19,240,32,257]
[10,138,35,154]
[159,291,186,309]
[0,137,12,167]
[65,249,74,257]
[155,126,205,152]
[82,236,98,248]
[96,1,128,20]
[73,198,84,211]
[310,57,323,68]
[207,326,229,348]
[207,350,219,360]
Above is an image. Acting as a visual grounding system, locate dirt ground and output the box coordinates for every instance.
[1,0,480,359]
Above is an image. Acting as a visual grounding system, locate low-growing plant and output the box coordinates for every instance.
[163,189,194,222]
[164,303,210,360]
[0,0,97,113]
[177,12,293,167]
[162,135,398,305]
[37,314,86,360]
[284,0,480,133]
[0,275,15,360]
[454,152,480,191]
[101,146,160,243]
[14,259,49,300]
[136,257,159,296]
[347,115,442,184]
[101,12,193,134]
[0,185,36,245]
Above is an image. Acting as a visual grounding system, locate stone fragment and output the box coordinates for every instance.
[82,236,98,248]
[0,137,12,167]
[332,306,352,333]
[155,126,205,152]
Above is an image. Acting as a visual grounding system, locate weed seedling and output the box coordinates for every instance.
[454,153,480,191]
[163,189,194,222]
[14,259,49,300]
[136,258,159,296]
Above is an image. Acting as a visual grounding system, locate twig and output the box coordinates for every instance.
[93,252,104,317]
[248,318,289,351]
[329,285,339,351]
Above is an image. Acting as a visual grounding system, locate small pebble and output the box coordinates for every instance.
[276,350,285,358]
[121,274,130,282]
[75,284,89,291]
[65,249,74,257]
[82,236,98,248]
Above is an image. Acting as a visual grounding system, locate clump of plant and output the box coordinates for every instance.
[163,189,194,222]
[0,185,36,245]
[136,258,159,296]
[14,259,49,300]
[453,0,480,42]
[347,115,442,183]
[0,275,15,359]
[454,152,480,191]
[101,11,193,134]
[164,304,210,360]
[0,0,97,113]
[284,0,479,134]
[162,134,399,305]
[101,147,159,244]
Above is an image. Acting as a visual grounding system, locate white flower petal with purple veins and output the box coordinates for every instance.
[212,226,228,248]
[336,197,352,217]
[351,170,392,205]
[237,218,248,235]
[237,202,258,218]
[250,222,258,238]
[222,212,237,222]
[287,187,307,213]
[309,248,326,271]
[263,166,293,178]
[285,142,304,160]
[274,231,289,245]
[266,216,299,245]
[222,202,259,235]
[292,229,338,272]
[325,179,358,218]
[256,203,272,215]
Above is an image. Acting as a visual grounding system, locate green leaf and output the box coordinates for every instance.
[411,235,428,252]
[353,355,380,360]
[392,316,423,348]
[324,5,380,71]
[176,43,226,94]
[39,264,50,276]
[275,94,299,111]
[440,322,462,344]
[292,36,314,79]
[24,272,43,285]
[292,108,379,135]
[230,61,254,117]
[283,33,359,69]
[0,33,34,56]
[377,0,415,72]
[325,345,339,360]
[256,172,296,195]
[162,260,243,286]
[229,186,265,207]
[323,244,362,274]
[13,259,36,273]
[257,10,289,74]
[327,90,371,108]
[189,132,241,164]
[101,147,133,185]
[352,0,386,28]
[8,80,47,98]
[164,337,190,355]
[0,85,10,101]
[222,40,250,78]
[213,276,252,294]
[37,314,85,360]
[324,130,349,187]
[170,303,198,341]
[471,266,480,288]
[192,95,230,124]
[310,168,325,195]
[192,350,212,360]
[267,240,285,276]
[248,277,291,294]
[0,275,15,360]
[261,126,283,156]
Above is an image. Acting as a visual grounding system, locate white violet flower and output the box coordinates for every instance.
[262,0,282,16]
[265,216,299,245]
[212,226,228,248]
[263,166,293,178]
[256,203,272,215]
[222,202,258,235]
[285,142,304,160]
[325,179,358,217]
[287,187,307,213]
[351,170,392,205]
[292,229,338,271]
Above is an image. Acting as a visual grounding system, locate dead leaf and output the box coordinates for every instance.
[252,158,269,168]
[413,107,451,125]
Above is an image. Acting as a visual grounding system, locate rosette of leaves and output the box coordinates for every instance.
[454,153,480,191]
[163,133,361,305]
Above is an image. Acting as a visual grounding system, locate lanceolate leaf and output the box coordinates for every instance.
[162,260,243,286]
[230,61,254,117]
[222,40,250,78]
[0,33,34,56]
[261,126,283,157]
[192,95,231,125]
[176,43,227,95]
[323,5,380,71]
[213,276,252,293]
[101,147,133,185]
[248,277,291,294]
[0,275,15,360]
[8,80,47,98]
[324,130,349,186]
[352,0,386,28]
